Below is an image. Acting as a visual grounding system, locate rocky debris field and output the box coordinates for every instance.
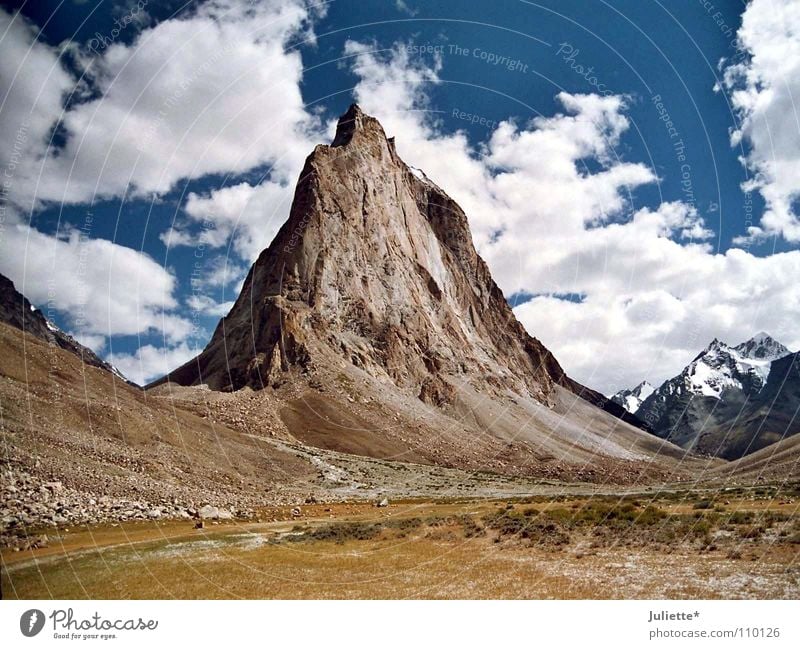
[0,468,252,550]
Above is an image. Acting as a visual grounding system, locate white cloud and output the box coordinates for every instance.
[341,42,800,394]
[394,1,418,17]
[180,179,297,261]
[70,332,108,353]
[186,294,234,317]
[108,341,198,386]
[0,222,192,342]
[0,0,322,376]
[200,255,248,289]
[512,213,800,394]
[0,8,74,211]
[2,0,323,208]
[722,0,800,243]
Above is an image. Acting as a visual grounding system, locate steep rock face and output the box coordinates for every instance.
[0,272,125,380]
[634,333,793,457]
[155,105,565,405]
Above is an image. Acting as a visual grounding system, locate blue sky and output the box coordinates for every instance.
[1,0,798,394]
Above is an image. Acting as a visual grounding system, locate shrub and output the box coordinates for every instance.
[727,511,754,525]
[383,517,423,531]
[291,522,383,544]
[456,515,484,538]
[740,526,764,540]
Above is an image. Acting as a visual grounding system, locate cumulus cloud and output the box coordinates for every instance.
[341,42,800,394]
[179,179,298,261]
[0,0,322,377]
[0,222,192,343]
[108,341,198,386]
[0,8,73,211]
[722,0,800,243]
[201,255,248,289]
[2,0,323,208]
[186,294,234,317]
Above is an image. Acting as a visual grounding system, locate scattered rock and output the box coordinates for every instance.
[376,498,389,508]
[197,505,232,520]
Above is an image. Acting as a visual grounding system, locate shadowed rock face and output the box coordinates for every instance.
[152,104,566,405]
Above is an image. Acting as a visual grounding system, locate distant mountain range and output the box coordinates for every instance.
[612,333,799,459]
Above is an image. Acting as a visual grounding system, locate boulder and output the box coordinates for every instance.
[198,505,233,520]
[198,505,220,520]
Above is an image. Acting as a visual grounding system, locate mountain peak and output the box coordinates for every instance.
[734,331,789,361]
[610,380,655,414]
[331,103,387,147]
[691,337,728,363]
[154,106,567,406]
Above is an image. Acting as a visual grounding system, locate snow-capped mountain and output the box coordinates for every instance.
[734,331,790,361]
[681,334,789,399]
[633,332,794,458]
[611,381,655,414]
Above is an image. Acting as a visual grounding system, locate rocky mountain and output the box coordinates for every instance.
[154,104,565,404]
[629,333,795,458]
[612,381,655,414]
[0,272,126,380]
[148,104,677,477]
[698,350,800,459]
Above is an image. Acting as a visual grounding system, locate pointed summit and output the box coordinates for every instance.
[735,332,789,360]
[152,105,566,406]
[691,337,728,363]
[610,380,655,414]
[331,103,387,147]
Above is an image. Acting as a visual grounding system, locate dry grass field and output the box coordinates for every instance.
[3,489,799,599]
